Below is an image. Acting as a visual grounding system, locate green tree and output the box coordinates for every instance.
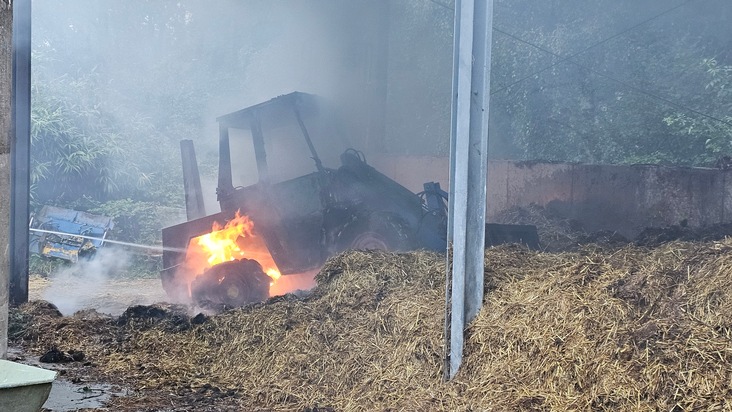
[663,58,732,165]
[31,69,126,203]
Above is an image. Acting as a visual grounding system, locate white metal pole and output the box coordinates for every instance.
[444,0,494,381]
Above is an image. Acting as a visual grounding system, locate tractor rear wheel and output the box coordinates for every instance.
[334,212,414,253]
[190,259,271,307]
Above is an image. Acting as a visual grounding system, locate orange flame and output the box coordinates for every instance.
[184,211,281,287]
[175,211,316,303]
[195,214,255,267]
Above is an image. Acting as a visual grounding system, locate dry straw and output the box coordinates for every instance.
[12,241,732,411]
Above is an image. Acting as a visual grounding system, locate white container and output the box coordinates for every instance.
[0,359,57,412]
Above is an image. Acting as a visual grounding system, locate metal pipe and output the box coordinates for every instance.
[293,104,324,173]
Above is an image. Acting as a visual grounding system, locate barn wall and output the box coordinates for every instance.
[372,155,730,238]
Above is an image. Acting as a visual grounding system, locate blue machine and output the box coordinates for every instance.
[29,205,114,262]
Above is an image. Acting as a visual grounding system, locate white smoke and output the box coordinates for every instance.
[41,247,133,315]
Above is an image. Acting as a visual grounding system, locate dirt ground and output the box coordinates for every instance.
[18,276,167,411]
[12,242,732,411]
[17,275,246,411]
[12,228,732,411]
[29,275,169,317]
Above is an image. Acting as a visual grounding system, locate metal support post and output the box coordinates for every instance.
[444,0,494,381]
[180,140,206,221]
[10,0,31,306]
[216,124,233,200]
[1,0,13,358]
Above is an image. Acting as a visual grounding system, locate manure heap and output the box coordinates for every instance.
[11,241,732,411]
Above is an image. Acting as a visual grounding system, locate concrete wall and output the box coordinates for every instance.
[489,161,731,238]
[373,155,732,238]
[0,1,12,359]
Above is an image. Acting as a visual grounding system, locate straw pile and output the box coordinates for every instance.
[10,241,732,411]
[493,204,587,251]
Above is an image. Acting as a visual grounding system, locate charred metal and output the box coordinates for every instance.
[161,92,538,307]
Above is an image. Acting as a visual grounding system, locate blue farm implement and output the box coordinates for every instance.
[29,205,114,262]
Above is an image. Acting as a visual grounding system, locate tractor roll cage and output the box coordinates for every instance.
[216,92,328,199]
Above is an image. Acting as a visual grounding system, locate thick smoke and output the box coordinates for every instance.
[31,1,732,308]
[41,248,160,315]
[194,1,388,196]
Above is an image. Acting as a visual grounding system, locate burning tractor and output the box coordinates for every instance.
[161,92,538,307]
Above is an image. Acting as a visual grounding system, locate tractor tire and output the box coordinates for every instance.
[334,212,415,253]
[190,258,271,307]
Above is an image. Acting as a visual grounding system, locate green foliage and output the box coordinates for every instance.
[89,198,183,278]
[28,254,69,277]
[30,57,185,208]
[31,72,125,203]
[124,254,163,279]
[88,199,165,245]
[385,0,732,167]
[662,59,732,165]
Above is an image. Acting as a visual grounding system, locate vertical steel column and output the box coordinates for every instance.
[10,0,31,306]
[444,0,494,380]
[365,0,390,155]
[180,140,206,221]
[1,0,14,359]
[249,115,270,182]
[216,124,233,200]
